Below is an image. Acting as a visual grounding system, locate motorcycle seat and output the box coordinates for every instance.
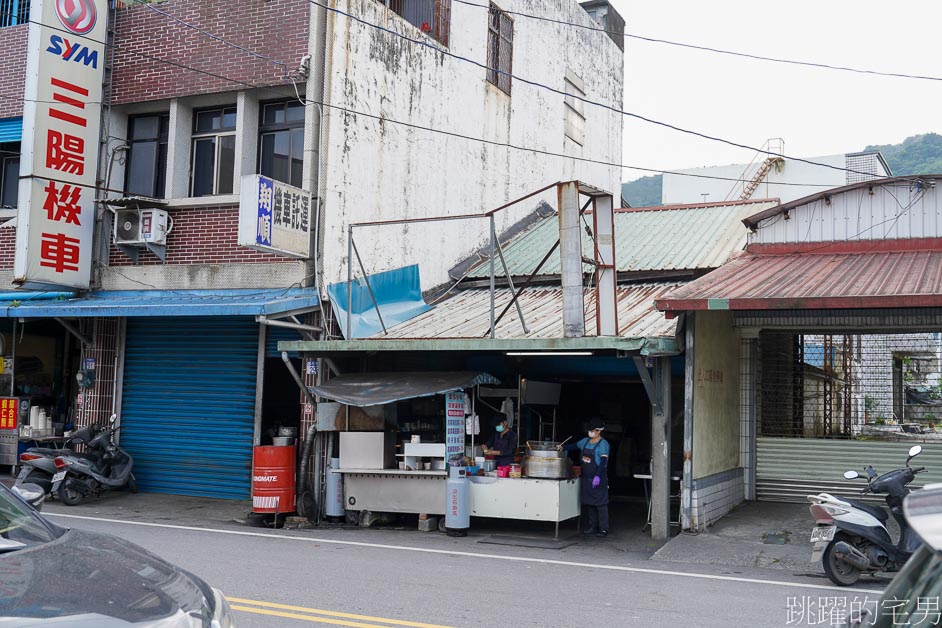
[843,497,889,523]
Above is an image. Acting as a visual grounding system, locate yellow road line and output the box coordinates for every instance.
[230,605,402,627]
[226,597,455,628]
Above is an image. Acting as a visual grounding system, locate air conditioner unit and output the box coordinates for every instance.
[113,209,171,246]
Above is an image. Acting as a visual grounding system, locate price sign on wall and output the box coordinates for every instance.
[445,391,466,463]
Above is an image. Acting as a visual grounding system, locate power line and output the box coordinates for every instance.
[0,22,843,191]
[452,0,942,83]
[306,0,914,183]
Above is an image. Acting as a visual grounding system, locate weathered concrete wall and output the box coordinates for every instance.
[318,0,624,288]
[693,311,742,479]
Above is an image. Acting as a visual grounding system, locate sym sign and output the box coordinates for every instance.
[14,0,107,290]
[238,174,312,259]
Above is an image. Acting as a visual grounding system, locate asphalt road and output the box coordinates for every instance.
[42,511,886,628]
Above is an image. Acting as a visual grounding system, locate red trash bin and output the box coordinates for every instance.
[252,445,297,514]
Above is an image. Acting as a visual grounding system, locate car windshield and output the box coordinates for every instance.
[0,485,59,551]
[873,545,942,627]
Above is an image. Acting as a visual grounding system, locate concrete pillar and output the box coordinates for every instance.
[651,356,672,540]
[557,181,584,338]
[682,313,694,530]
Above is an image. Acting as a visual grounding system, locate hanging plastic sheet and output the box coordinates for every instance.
[327,264,433,339]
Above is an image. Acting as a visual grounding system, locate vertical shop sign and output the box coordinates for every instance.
[445,391,465,463]
[14,0,107,289]
[0,398,19,430]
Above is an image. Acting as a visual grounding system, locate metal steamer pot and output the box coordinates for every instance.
[526,442,565,458]
[525,441,568,479]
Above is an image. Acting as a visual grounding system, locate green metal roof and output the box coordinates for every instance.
[466,198,779,279]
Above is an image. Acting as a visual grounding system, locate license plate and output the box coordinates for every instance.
[51,471,66,483]
[811,526,836,543]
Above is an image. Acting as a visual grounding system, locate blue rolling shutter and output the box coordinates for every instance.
[265,325,303,358]
[0,118,22,143]
[120,317,259,498]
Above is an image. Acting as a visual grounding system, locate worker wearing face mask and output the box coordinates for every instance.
[482,413,516,467]
[561,418,611,537]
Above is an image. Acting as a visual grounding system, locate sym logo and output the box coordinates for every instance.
[54,0,98,36]
[46,36,99,68]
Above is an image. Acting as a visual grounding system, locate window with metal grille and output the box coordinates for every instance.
[0,142,18,208]
[0,0,29,28]
[486,3,513,95]
[190,106,236,197]
[755,331,942,440]
[380,0,452,47]
[258,100,305,189]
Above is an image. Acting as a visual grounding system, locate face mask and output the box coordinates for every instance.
[588,430,599,438]
[496,425,504,433]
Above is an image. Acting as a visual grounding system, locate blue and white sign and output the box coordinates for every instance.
[238,174,312,258]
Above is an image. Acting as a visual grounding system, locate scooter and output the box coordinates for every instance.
[14,423,106,496]
[51,414,137,506]
[807,444,926,586]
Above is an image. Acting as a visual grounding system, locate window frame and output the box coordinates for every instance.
[0,142,19,209]
[258,100,305,189]
[0,0,30,28]
[381,0,452,47]
[124,112,170,199]
[486,3,513,95]
[189,106,237,198]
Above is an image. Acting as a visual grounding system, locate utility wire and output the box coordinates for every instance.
[0,22,843,191]
[305,0,914,183]
[452,0,942,83]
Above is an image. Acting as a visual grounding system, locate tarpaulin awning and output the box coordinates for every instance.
[0,288,319,318]
[309,371,500,407]
[655,245,942,313]
[327,265,432,339]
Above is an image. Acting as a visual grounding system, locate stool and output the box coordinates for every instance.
[635,471,682,531]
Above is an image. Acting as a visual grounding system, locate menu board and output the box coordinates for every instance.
[445,392,466,464]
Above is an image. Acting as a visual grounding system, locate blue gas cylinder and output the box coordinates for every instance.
[445,466,470,536]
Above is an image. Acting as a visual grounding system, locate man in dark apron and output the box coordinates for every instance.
[563,418,611,537]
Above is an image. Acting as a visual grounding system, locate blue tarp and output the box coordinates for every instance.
[0,288,319,318]
[327,264,432,339]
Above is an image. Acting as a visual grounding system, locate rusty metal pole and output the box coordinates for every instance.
[489,215,496,339]
[346,226,354,339]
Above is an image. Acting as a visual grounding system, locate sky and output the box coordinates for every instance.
[608,0,942,182]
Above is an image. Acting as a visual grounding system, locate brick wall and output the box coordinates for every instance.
[0,227,15,270]
[109,205,282,266]
[111,0,310,104]
[0,25,28,119]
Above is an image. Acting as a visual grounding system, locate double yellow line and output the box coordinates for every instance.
[226,597,456,628]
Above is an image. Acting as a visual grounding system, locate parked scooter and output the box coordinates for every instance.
[51,414,137,506]
[807,444,926,586]
[14,423,106,496]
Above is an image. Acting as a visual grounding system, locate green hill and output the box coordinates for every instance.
[620,133,942,208]
[621,174,662,208]
[864,133,942,176]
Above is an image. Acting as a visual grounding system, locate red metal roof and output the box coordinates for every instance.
[656,238,942,312]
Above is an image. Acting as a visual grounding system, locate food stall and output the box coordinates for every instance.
[310,371,581,537]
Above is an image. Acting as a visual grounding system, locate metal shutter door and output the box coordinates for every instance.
[265,326,302,358]
[120,317,259,498]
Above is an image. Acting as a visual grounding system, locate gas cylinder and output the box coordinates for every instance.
[445,466,470,537]
[325,457,345,519]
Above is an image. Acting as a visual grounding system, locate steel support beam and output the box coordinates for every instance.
[651,356,672,540]
[557,181,584,338]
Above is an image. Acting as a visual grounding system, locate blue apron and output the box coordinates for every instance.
[580,440,609,506]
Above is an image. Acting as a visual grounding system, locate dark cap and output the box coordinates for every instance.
[587,418,605,431]
[493,413,508,427]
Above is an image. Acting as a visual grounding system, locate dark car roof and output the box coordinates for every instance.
[0,527,208,624]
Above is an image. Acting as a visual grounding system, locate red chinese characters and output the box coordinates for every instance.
[40,233,82,273]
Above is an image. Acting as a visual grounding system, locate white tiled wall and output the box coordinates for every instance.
[690,468,745,531]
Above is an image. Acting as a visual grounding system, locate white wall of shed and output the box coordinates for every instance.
[748,181,942,245]
[318,0,624,288]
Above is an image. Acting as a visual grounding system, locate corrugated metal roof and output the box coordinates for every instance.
[374,283,682,340]
[467,198,778,279]
[656,246,942,312]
